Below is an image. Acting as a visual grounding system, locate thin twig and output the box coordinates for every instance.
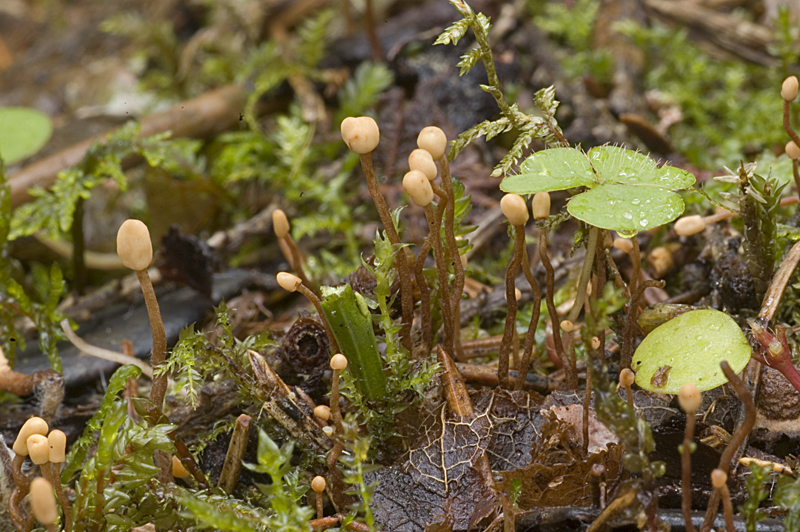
[60,320,153,377]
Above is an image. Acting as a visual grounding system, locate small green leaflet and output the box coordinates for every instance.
[500,146,695,235]
[631,309,751,394]
[0,107,52,164]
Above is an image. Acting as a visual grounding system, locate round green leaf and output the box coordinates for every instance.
[0,107,52,164]
[631,309,751,394]
[587,146,695,189]
[501,147,595,194]
[567,184,685,235]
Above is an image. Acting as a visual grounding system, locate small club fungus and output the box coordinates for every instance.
[30,477,57,531]
[630,309,750,394]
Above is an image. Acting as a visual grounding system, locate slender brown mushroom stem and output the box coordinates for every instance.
[312,476,327,529]
[678,383,701,532]
[431,182,455,354]
[498,225,525,389]
[629,236,641,301]
[327,355,348,510]
[620,279,665,369]
[784,99,800,147]
[297,284,340,354]
[711,469,735,532]
[516,245,542,390]
[364,0,383,62]
[594,233,608,362]
[438,156,466,361]
[134,268,173,484]
[9,454,31,532]
[582,367,593,457]
[540,228,575,388]
[359,153,414,351]
[700,361,756,532]
[274,211,312,291]
[418,201,449,351]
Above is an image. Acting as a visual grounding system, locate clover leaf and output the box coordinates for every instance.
[631,309,751,394]
[500,146,695,236]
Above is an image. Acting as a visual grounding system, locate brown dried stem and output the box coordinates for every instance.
[438,156,466,360]
[218,414,252,493]
[418,201,448,351]
[498,225,525,389]
[515,242,542,390]
[359,153,414,351]
[540,228,574,387]
[759,239,800,323]
[700,361,756,532]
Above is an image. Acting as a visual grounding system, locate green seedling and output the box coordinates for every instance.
[501,146,695,236]
[631,309,751,394]
[0,107,52,164]
[320,284,388,401]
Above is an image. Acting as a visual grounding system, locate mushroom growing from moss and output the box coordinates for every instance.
[116,219,171,482]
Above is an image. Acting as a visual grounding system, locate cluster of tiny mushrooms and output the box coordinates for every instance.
[5,75,800,532]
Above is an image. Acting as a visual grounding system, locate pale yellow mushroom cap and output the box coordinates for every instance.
[330,354,348,370]
[312,475,327,493]
[417,127,448,160]
[674,215,706,237]
[678,383,701,413]
[173,455,190,478]
[314,405,331,421]
[408,149,438,181]
[619,368,635,388]
[27,434,49,465]
[782,76,799,101]
[116,219,153,271]
[273,209,290,239]
[787,141,800,160]
[501,194,529,226]
[591,337,601,350]
[277,272,302,292]
[710,468,728,489]
[14,417,48,456]
[532,192,551,220]
[30,477,58,525]
[341,116,380,154]
[613,237,633,253]
[560,320,574,333]
[48,430,67,463]
[403,170,435,207]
